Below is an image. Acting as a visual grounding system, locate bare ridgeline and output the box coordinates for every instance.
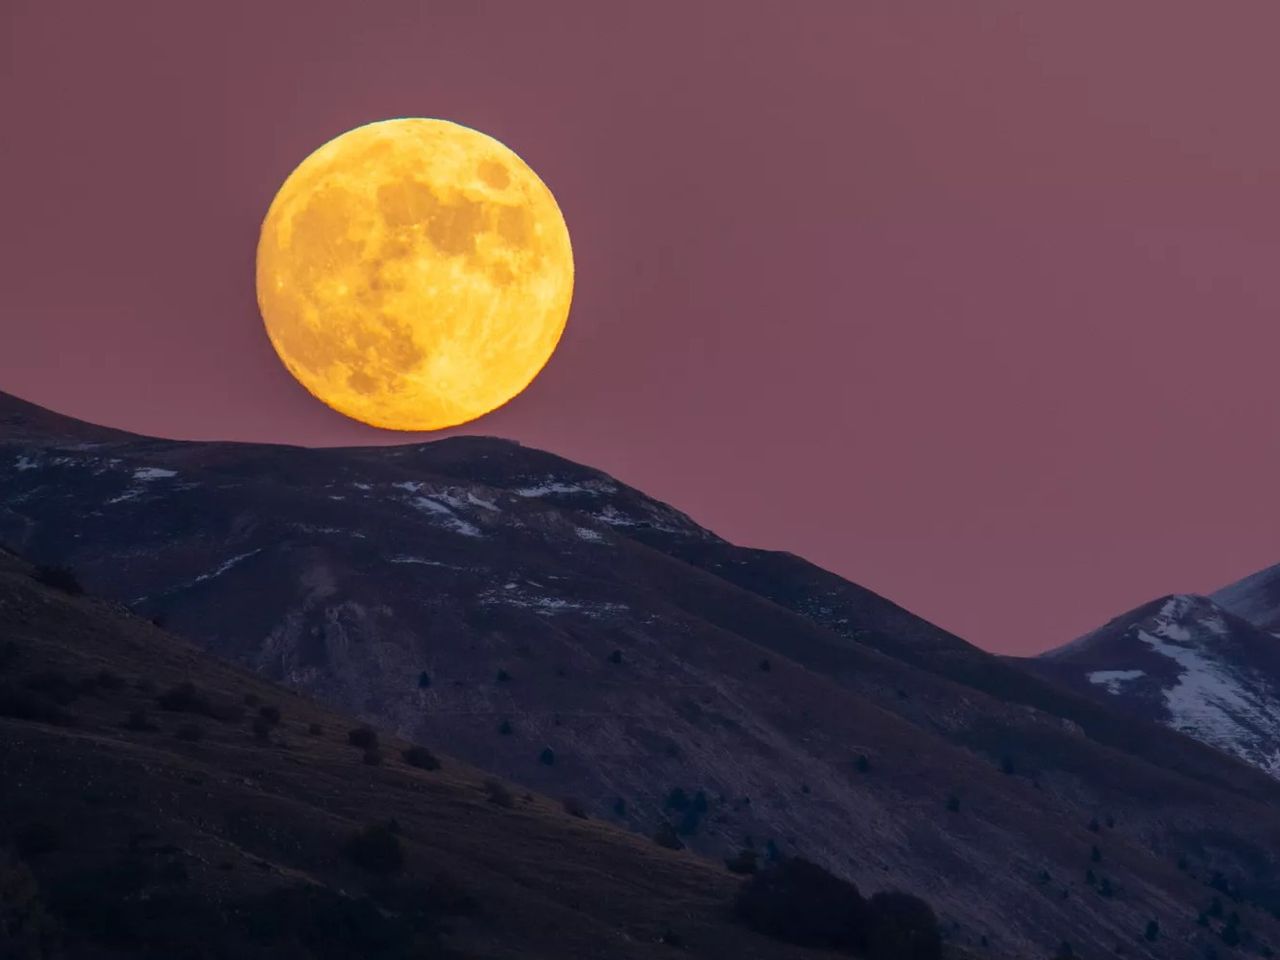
[3,387,1280,960]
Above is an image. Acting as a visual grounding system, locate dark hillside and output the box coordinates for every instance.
[0,548,864,960]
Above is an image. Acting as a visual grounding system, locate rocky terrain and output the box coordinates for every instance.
[5,388,1280,959]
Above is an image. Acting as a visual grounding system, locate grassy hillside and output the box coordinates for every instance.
[0,549,881,960]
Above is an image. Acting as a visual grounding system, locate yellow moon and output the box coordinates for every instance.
[255,118,574,431]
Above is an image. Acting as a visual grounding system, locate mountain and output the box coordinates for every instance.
[0,544,863,960]
[1029,594,1280,777]
[1214,564,1280,635]
[5,388,1280,959]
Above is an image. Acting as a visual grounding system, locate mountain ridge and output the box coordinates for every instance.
[1031,589,1280,779]
[6,388,1280,958]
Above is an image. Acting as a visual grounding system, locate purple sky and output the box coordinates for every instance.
[3,1,1279,654]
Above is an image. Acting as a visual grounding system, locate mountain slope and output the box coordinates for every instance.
[1214,564,1280,635]
[5,389,1280,959]
[1030,594,1280,777]
[0,545,872,960]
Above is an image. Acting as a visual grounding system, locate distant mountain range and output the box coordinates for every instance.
[5,388,1280,959]
[1029,571,1280,780]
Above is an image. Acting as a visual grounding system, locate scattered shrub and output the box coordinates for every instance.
[659,928,684,948]
[401,746,440,771]
[1000,755,1015,775]
[95,669,125,691]
[23,669,82,705]
[0,682,73,725]
[362,748,382,766]
[417,670,431,689]
[157,682,241,722]
[498,718,513,735]
[495,669,511,684]
[1222,920,1241,947]
[124,708,157,731]
[759,658,772,672]
[677,807,703,837]
[733,860,940,959]
[484,778,514,808]
[539,747,556,766]
[175,723,203,742]
[307,722,323,736]
[1090,844,1102,863]
[653,822,683,851]
[945,794,960,813]
[726,849,759,875]
[734,858,865,949]
[14,822,59,859]
[33,563,83,595]
[251,717,272,742]
[240,884,449,956]
[348,727,378,749]
[864,890,942,960]
[562,797,588,819]
[243,693,260,707]
[1144,919,1159,942]
[855,755,871,774]
[258,705,281,726]
[0,851,56,955]
[666,787,690,811]
[0,641,20,672]
[341,823,404,875]
[608,650,623,664]
[613,798,627,817]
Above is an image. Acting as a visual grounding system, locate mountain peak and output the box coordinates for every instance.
[1213,562,1280,634]
[1032,590,1280,776]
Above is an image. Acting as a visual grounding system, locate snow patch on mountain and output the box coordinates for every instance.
[388,555,467,569]
[191,549,261,585]
[1087,669,1145,694]
[1136,597,1280,772]
[513,478,617,498]
[408,496,482,538]
[479,584,627,619]
[133,467,177,481]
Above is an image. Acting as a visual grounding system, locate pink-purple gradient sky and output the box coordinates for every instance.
[3,1,1278,654]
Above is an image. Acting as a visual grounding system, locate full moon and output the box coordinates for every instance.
[255,118,574,431]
